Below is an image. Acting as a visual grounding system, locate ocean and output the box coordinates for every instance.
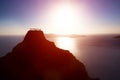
[0,35,120,80]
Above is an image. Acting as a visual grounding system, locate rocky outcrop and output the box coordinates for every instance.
[0,29,98,80]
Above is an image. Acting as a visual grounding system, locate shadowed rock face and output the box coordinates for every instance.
[0,30,98,80]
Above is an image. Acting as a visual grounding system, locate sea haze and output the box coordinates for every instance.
[0,35,120,80]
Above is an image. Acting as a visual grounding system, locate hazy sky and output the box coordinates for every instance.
[0,0,120,35]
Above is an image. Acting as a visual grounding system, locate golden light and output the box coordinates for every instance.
[42,1,92,35]
[55,37,77,55]
[47,2,81,35]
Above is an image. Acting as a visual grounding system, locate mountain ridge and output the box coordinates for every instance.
[0,29,98,80]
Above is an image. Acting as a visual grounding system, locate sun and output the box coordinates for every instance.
[47,2,80,35]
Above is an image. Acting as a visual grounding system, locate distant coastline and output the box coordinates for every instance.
[114,35,120,39]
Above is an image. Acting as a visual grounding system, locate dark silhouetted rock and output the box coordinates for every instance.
[114,35,120,39]
[0,29,98,80]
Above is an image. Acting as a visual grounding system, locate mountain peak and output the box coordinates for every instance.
[0,30,98,80]
[23,29,46,44]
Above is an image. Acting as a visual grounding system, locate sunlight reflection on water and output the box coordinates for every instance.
[1,36,120,80]
[54,37,78,56]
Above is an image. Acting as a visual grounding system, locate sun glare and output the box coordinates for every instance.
[55,37,77,55]
[48,2,81,35]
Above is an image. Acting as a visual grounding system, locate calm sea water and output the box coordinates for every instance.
[0,35,120,80]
